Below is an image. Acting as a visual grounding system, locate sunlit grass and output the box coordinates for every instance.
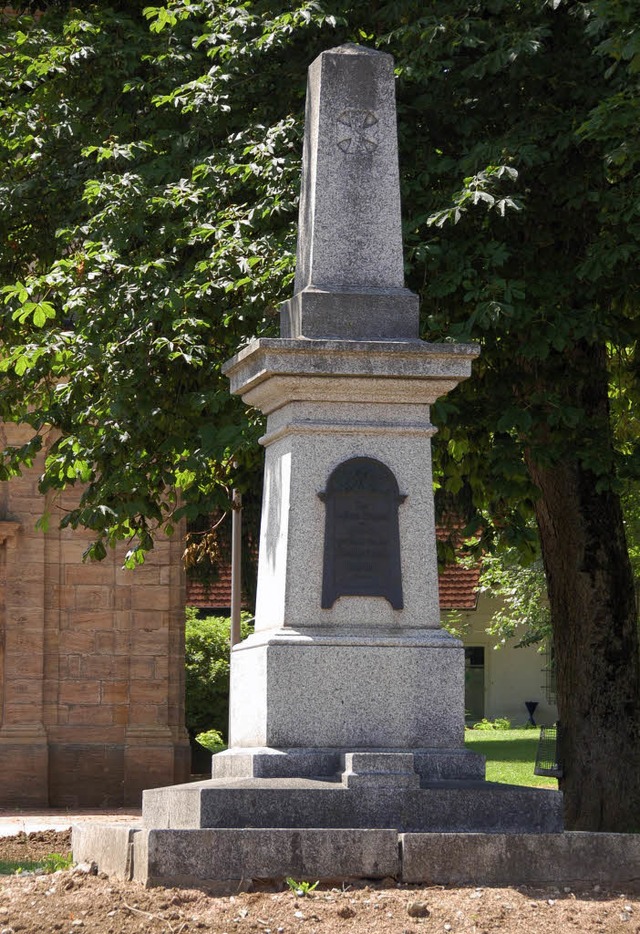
[465,727,558,788]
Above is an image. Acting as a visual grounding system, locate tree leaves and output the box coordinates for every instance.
[2,0,640,567]
[427,166,522,228]
[0,0,337,559]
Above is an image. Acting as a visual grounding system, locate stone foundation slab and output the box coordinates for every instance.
[401,832,640,887]
[139,827,399,888]
[74,825,640,891]
[72,824,136,879]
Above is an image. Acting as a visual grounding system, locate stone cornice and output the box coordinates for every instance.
[223,338,480,414]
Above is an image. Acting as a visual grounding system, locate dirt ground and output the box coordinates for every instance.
[0,830,638,934]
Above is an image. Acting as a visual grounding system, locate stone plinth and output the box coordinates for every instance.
[141,767,562,835]
[227,629,463,750]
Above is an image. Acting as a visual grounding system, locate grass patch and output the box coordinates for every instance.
[0,853,73,876]
[465,727,557,788]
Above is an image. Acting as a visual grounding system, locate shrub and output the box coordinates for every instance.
[471,717,512,731]
[494,717,512,730]
[195,728,226,753]
[185,608,253,742]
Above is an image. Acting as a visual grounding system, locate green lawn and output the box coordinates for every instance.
[465,728,558,788]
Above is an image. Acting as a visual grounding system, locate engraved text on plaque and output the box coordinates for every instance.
[319,457,406,609]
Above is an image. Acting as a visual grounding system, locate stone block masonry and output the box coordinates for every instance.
[0,421,190,807]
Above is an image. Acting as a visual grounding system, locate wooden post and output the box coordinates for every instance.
[230,488,242,648]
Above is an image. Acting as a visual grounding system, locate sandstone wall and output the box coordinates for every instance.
[0,423,190,806]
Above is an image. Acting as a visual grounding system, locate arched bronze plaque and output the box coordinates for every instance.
[318,457,406,609]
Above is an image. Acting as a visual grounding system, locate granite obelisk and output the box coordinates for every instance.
[74,44,563,889]
[219,45,477,759]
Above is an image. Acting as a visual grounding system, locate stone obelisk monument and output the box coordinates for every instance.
[218,45,478,774]
[74,45,562,889]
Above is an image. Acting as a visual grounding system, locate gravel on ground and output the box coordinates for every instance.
[0,830,638,934]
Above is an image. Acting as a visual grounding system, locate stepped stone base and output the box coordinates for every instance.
[141,751,562,835]
[73,750,565,887]
[140,775,562,835]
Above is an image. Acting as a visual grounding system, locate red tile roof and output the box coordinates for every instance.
[435,521,480,610]
[186,566,236,611]
[437,562,480,610]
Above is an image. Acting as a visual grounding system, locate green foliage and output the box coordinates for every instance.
[478,545,552,648]
[286,877,319,896]
[440,608,470,641]
[477,493,640,648]
[399,0,640,553]
[40,852,73,873]
[622,487,640,586]
[470,717,512,731]
[0,1,335,564]
[1,0,640,567]
[184,608,253,741]
[0,852,73,875]
[195,728,226,753]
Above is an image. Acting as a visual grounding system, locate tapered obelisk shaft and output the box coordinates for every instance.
[281,44,419,341]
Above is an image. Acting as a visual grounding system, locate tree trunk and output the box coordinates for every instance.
[525,343,640,831]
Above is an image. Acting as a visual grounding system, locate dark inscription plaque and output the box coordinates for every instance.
[319,457,406,609]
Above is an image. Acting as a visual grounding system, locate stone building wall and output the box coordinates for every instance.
[0,422,190,806]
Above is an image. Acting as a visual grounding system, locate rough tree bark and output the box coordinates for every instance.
[525,342,640,831]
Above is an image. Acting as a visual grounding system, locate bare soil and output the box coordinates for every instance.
[0,830,638,934]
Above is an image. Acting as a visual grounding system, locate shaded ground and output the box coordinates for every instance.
[0,830,638,933]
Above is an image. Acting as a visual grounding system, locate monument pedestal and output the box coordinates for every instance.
[128,331,562,886]
[225,628,464,753]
